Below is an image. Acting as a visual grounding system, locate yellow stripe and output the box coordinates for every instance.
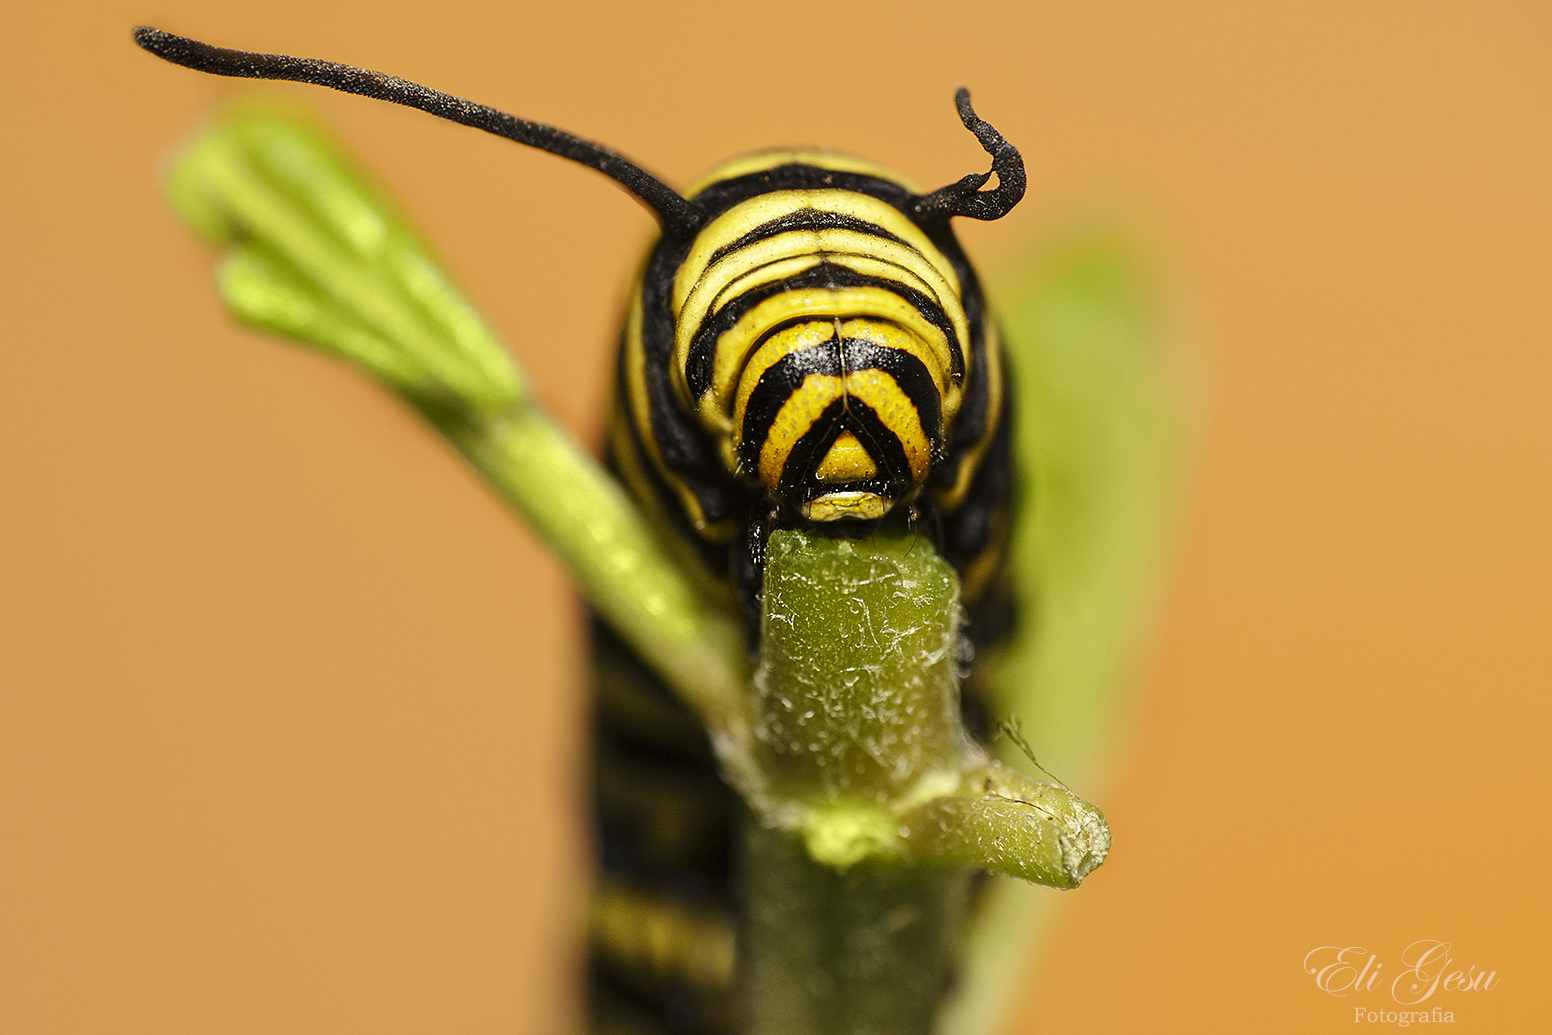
[825,252,972,388]
[673,190,962,318]
[837,315,946,445]
[676,232,835,367]
[841,366,934,483]
[668,253,822,410]
[606,407,736,605]
[957,499,1010,604]
[676,228,965,400]
[706,254,823,317]
[621,279,655,462]
[621,276,739,541]
[755,373,847,489]
[693,287,954,434]
[932,320,1004,511]
[589,879,736,992]
[680,148,922,199]
[730,321,838,449]
[703,250,954,345]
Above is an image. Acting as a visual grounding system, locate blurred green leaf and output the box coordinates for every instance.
[939,232,1186,1035]
[168,113,523,415]
[164,111,750,729]
[991,233,1184,779]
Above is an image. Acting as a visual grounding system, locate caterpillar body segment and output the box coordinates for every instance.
[614,152,1015,615]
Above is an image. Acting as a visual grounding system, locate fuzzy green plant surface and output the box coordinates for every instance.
[158,110,1177,1034]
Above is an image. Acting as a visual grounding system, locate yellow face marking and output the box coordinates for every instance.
[681,149,922,200]
[838,316,943,397]
[835,316,948,438]
[730,321,837,446]
[841,366,934,484]
[734,321,938,493]
[814,432,877,483]
[754,373,846,490]
[802,491,890,522]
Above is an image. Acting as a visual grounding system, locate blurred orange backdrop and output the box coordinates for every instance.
[2,2,1548,1033]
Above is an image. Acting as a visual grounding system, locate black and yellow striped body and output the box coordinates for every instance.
[609,151,1013,616]
[591,152,1015,1034]
[588,619,741,1035]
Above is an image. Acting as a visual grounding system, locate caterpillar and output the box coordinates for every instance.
[610,143,1019,629]
[134,28,1025,1034]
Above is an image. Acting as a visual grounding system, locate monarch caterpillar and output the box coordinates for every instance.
[135,27,1029,1034]
[611,140,1019,629]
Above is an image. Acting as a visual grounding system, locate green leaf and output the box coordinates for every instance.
[167,114,522,415]
[990,234,1183,776]
[164,111,750,732]
[938,232,1185,1035]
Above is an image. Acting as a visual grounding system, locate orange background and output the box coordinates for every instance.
[3,2,1548,1032]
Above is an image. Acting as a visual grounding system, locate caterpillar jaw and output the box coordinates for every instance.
[801,491,891,523]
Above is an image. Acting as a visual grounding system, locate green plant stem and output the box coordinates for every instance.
[743,823,969,1035]
[743,530,1109,1034]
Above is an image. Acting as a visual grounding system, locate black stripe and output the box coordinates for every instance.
[702,208,909,270]
[840,338,944,455]
[834,402,914,496]
[587,618,739,1035]
[736,342,843,476]
[610,357,738,577]
[738,338,940,497]
[593,742,733,881]
[939,393,1012,572]
[688,164,917,221]
[915,221,992,491]
[776,398,917,502]
[632,248,748,529]
[588,958,733,1035]
[684,263,962,400]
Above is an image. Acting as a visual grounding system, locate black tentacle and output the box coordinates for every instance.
[133,26,703,237]
[912,88,1027,223]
